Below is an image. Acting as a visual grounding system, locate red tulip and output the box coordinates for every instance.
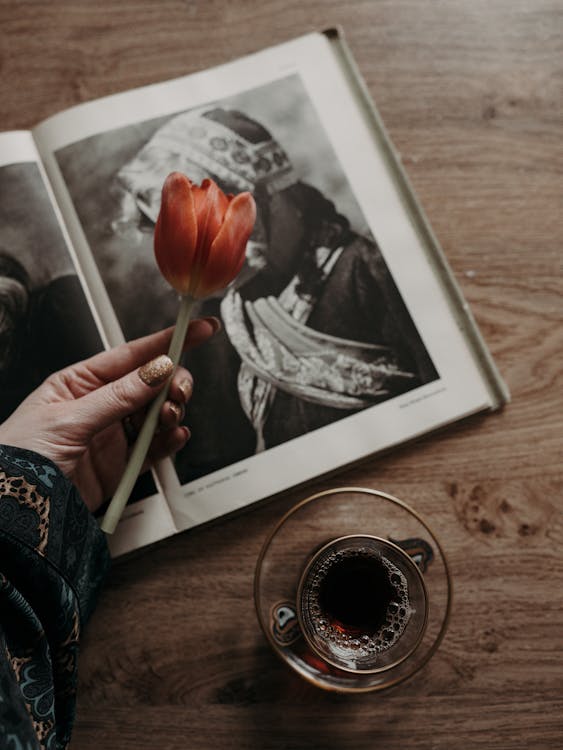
[103,171,256,534]
[154,171,256,299]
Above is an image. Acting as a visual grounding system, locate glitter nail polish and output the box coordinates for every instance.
[138,355,174,386]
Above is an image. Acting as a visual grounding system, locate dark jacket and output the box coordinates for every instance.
[0,274,103,423]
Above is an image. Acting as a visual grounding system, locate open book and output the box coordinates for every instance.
[0,29,509,556]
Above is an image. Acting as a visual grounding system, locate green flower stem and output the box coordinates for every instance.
[101,294,195,534]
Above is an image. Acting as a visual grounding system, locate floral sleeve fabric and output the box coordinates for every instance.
[0,445,111,750]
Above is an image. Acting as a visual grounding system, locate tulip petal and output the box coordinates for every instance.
[154,172,198,294]
[195,191,257,298]
[194,181,229,256]
[189,179,230,295]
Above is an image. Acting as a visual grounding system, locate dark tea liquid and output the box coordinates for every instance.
[318,554,397,635]
[300,540,413,665]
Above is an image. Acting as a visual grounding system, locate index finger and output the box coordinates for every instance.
[71,317,220,388]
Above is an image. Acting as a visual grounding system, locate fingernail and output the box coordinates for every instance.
[169,401,184,422]
[173,427,191,455]
[138,355,174,386]
[203,316,222,334]
[178,377,193,401]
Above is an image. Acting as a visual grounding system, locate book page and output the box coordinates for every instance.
[32,32,492,535]
[0,132,176,555]
[0,131,106,419]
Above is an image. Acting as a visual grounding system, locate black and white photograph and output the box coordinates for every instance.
[54,74,438,486]
[0,161,103,423]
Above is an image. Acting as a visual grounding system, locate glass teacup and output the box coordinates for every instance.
[297,534,428,674]
[254,488,451,692]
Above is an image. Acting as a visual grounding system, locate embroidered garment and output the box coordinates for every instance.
[0,445,110,749]
[222,285,416,451]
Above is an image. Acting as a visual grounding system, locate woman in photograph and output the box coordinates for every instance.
[0,249,103,422]
[109,106,437,480]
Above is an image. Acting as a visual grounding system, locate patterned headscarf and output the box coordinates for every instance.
[115,107,296,223]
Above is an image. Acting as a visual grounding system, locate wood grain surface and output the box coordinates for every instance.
[2,1,562,748]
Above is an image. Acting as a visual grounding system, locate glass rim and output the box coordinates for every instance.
[295,533,429,675]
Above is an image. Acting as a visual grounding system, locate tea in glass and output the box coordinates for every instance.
[297,535,428,673]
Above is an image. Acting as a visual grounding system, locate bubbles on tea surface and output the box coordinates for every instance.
[305,546,412,662]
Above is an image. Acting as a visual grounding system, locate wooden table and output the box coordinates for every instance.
[2,1,562,747]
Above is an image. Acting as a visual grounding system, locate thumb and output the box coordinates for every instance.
[74,355,174,436]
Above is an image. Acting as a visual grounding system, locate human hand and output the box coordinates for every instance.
[0,318,219,513]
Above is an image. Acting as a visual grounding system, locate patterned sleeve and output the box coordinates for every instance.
[0,444,111,750]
